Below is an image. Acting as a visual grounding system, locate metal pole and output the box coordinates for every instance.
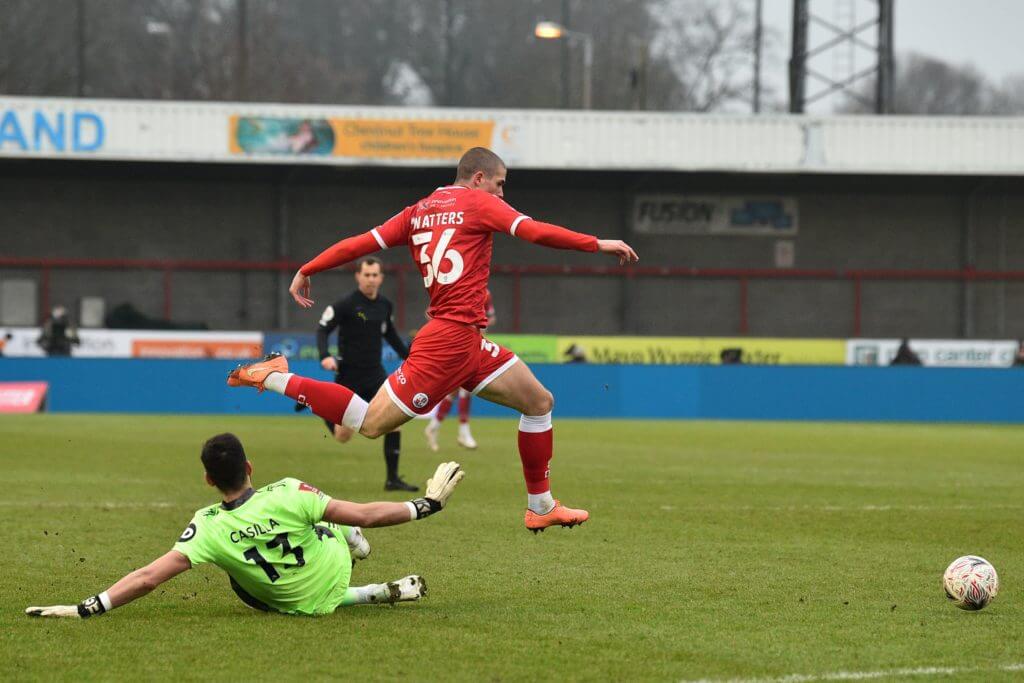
[962,187,976,339]
[581,35,593,109]
[789,0,808,113]
[996,193,1007,336]
[753,0,763,113]
[76,0,86,96]
[237,0,248,100]
[876,0,894,114]
[443,0,454,105]
[560,0,571,108]
[276,172,291,330]
[636,41,648,110]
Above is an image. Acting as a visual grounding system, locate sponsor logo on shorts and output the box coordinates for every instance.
[178,522,197,543]
[396,369,407,385]
[412,392,429,409]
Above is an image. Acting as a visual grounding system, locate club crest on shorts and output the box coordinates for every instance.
[412,392,429,409]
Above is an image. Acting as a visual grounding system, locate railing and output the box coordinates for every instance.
[3,256,1023,335]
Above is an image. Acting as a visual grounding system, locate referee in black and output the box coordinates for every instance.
[312,256,416,491]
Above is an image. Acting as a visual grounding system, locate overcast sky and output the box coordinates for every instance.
[759,0,1024,111]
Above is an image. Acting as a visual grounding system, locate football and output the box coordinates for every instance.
[943,555,999,611]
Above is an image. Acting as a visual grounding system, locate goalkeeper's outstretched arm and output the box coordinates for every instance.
[26,550,191,619]
[322,461,465,527]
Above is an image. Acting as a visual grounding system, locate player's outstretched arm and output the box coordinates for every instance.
[322,461,464,527]
[511,218,639,264]
[288,232,384,308]
[26,550,191,619]
[290,207,412,308]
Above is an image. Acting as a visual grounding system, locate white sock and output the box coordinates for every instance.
[342,583,389,606]
[528,491,555,515]
[458,422,472,437]
[342,526,361,547]
[341,395,369,431]
[263,372,293,395]
[427,416,441,430]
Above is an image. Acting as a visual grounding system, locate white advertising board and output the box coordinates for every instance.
[846,339,1019,368]
[3,329,263,359]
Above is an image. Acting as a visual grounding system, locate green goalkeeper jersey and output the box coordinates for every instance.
[172,478,351,615]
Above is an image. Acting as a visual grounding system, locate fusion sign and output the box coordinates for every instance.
[632,195,798,236]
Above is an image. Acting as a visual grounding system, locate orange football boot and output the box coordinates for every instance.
[227,352,289,392]
[524,500,589,533]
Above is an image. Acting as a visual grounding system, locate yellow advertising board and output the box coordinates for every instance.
[556,336,845,365]
[332,118,493,159]
[229,115,493,161]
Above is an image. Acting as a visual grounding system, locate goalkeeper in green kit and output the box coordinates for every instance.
[25,433,464,618]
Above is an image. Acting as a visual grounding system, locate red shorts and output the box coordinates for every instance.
[384,318,518,416]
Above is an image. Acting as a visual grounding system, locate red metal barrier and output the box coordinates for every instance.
[1,257,1019,334]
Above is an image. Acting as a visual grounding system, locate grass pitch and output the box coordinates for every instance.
[2,415,1023,682]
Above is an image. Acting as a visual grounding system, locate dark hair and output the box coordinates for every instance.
[357,257,382,272]
[201,433,248,492]
[455,147,505,181]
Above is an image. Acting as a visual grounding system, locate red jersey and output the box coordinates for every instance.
[301,185,598,328]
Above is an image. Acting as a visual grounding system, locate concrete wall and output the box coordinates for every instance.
[1,159,1021,338]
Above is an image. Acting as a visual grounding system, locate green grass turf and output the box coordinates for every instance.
[1,415,1023,682]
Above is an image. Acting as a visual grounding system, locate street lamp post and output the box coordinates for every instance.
[534,21,593,109]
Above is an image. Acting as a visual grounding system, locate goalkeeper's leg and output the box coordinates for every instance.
[340,576,426,606]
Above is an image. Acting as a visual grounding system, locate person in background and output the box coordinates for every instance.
[36,305,80,357]
[1012,341,1024,367]
[311,258,416,492]
[890,338,923,366]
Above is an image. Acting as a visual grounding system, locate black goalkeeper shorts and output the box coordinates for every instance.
[321,365,387,434]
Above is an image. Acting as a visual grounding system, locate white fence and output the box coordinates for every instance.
[2,96,1023,175]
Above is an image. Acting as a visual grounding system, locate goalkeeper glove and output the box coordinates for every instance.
[25,605,80,618]
[409,461,464,519]
[26,593,110,619]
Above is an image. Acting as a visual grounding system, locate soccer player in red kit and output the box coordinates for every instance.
[229,147,638,532]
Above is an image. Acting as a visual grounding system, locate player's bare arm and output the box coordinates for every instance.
[26,550,191,619]
[322,461,464,527]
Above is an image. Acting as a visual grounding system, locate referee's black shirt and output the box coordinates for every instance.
[317,290,409,370]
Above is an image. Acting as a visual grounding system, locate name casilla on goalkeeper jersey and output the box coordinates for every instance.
[172,478,352,615]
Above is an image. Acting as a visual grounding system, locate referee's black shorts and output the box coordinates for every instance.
[322,364,388,434]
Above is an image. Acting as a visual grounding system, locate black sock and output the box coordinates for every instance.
[384,431,401,480]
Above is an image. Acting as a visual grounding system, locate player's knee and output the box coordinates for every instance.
[359,422,385,439]
[529,389,554,415]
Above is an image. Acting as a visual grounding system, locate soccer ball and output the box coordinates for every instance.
[943,555,999,611]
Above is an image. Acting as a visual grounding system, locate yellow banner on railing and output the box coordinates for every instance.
[229,115,493,161]
[555,336,845,365]
[333,118,493,159]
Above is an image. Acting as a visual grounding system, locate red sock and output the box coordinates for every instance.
[458,393,472,424]
[518,413,553,494]
[285,376,361,427]
[435,397,453,422]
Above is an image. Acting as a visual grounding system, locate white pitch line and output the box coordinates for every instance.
[683,662,1024,683]
[0,501,182,509]
[658,504,1023,513]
